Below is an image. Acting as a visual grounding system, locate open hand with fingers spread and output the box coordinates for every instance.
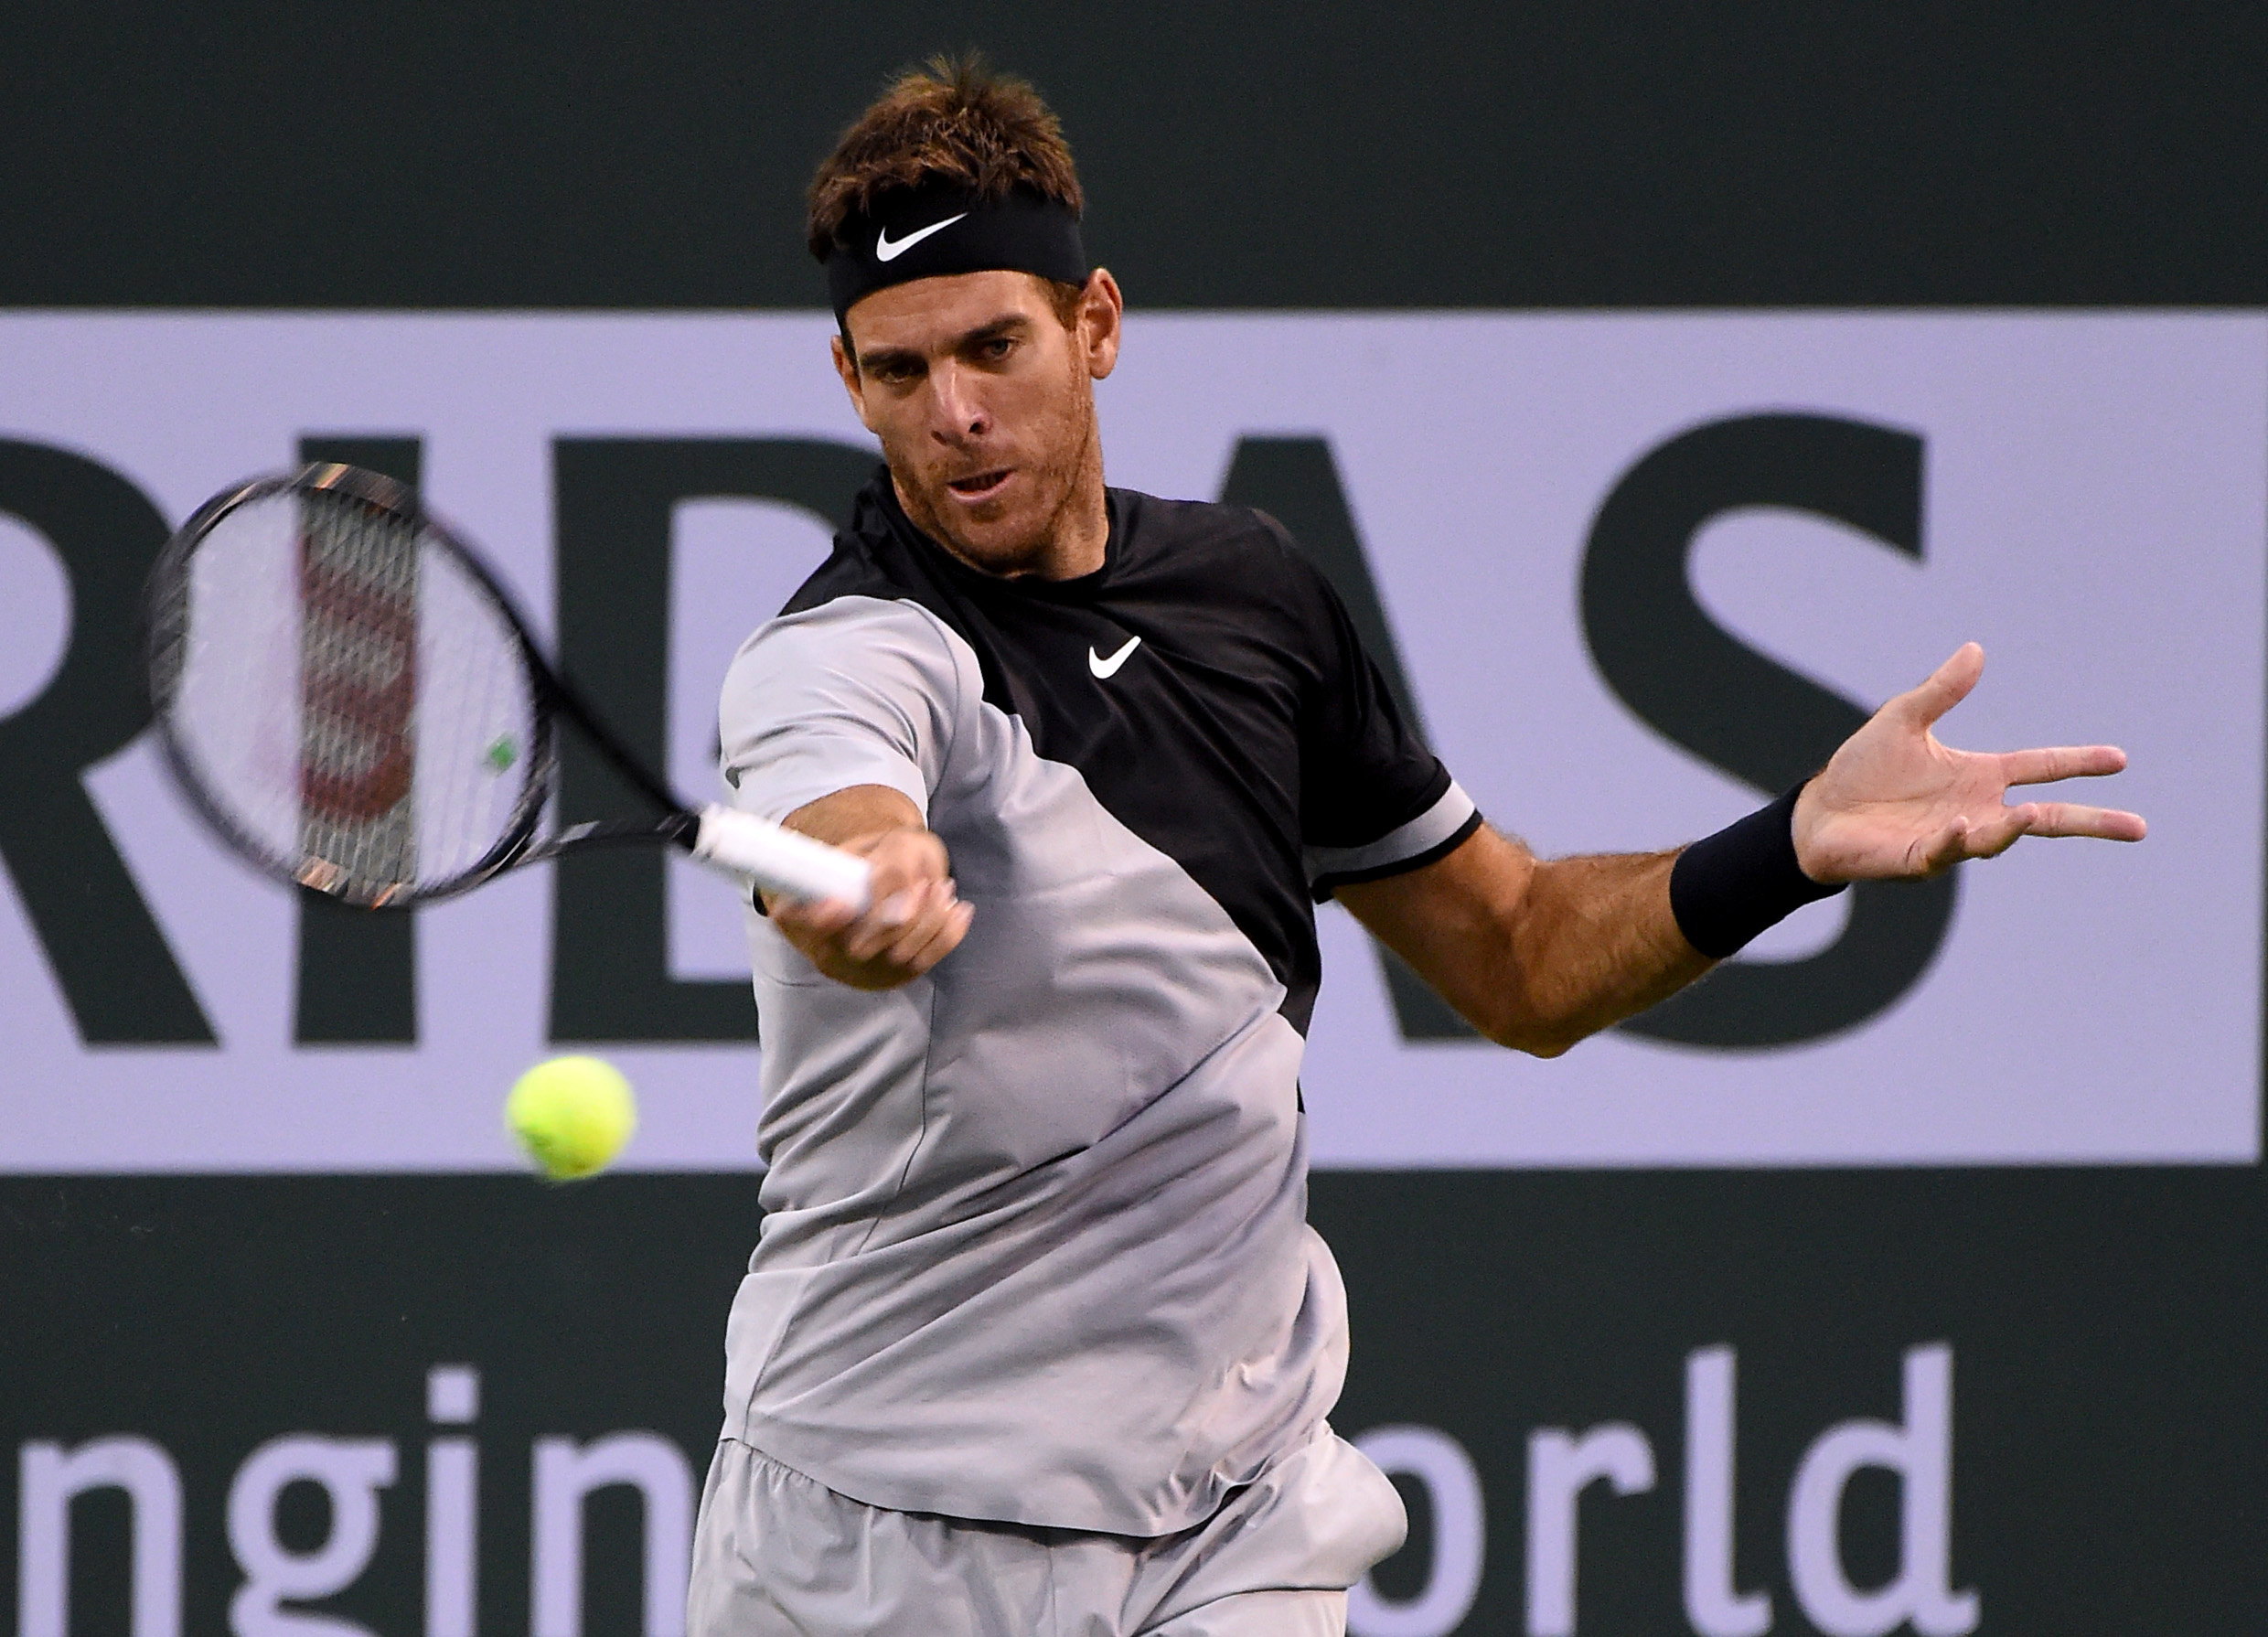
[1792,642,2147,883]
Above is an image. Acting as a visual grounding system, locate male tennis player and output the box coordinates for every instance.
[689,59,2144,1636]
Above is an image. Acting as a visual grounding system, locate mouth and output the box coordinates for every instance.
[943,468,1012,504]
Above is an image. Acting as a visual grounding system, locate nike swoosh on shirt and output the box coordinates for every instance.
[1088,635,1142,679]
[874,213,968,262]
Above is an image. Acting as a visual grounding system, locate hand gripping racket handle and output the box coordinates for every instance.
[691,806,873,912]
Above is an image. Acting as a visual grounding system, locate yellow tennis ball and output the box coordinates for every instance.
[506,1055,637,1180]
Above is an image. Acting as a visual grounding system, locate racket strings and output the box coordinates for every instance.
[411,540,545,893]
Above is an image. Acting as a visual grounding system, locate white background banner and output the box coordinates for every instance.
[0,312,2258,1170]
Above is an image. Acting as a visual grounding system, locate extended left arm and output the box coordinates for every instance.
[1339,643,2147,1057]
[1336,830,1702,1056]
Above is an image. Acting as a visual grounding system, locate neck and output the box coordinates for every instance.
[1028,450,1109,580]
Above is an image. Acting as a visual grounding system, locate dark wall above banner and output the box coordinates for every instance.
[4,3,2263,308]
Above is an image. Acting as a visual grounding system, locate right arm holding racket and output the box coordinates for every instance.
[761,785,971,990]
[715,588,977,990]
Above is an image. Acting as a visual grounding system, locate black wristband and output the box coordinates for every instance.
[1669,785,1845,959]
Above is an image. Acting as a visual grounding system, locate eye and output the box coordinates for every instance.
[979,337,1014,361]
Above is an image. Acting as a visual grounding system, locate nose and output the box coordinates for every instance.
[927,362,990,444]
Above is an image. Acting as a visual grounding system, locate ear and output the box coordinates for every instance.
[830,334,876,431]
[1078,269,1125,381]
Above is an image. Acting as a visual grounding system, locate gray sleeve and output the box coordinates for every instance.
[718,596,965,826]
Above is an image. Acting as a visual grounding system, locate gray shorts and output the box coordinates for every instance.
[686,1425,1407,1637]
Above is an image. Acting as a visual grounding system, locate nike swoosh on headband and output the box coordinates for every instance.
[1089,635,1142,679]
[874,212,969,262]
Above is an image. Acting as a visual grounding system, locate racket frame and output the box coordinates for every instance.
[144,463,696,908]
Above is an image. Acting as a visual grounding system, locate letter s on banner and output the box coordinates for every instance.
[1581,412,1957,1049]
[1348,1425,1486,1637]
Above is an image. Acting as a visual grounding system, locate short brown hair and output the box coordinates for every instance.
[806,55,1084,263]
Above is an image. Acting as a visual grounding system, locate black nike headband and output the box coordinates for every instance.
[825,185,1089,326]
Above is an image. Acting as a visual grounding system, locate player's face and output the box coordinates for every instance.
[834,269,1121,579]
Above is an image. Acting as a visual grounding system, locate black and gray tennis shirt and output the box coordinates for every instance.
[716,473,1479,1535]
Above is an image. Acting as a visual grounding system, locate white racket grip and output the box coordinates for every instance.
[692,805,872,912]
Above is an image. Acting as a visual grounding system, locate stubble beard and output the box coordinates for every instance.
[893,385,1103,581]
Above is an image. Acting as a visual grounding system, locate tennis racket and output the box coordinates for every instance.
[143,462,872,912]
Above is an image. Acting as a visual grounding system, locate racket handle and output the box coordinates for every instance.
[692,806,872,912]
